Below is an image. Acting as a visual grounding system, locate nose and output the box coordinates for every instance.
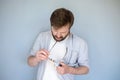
[55,32,62,38]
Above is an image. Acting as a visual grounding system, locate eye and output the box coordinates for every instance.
[62,32,66,33]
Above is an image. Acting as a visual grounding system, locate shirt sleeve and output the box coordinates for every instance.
[78,40,89,68]
[30,33,42,55]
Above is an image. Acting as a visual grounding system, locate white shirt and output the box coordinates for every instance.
[42,36,68,80]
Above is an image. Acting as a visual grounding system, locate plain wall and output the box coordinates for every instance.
[0,0,120,80]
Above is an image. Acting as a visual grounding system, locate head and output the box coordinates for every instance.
[50,8,74,41]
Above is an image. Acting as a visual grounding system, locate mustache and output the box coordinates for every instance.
[54,36,63,39]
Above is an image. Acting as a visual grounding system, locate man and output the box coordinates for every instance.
[28,8,89,80]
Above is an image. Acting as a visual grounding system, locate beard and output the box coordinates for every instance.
[52,32,70,42]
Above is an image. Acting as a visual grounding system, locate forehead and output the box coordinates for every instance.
[52,24,70,32]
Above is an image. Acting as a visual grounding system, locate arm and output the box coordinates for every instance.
[56,62,89,75]
[68,65,89,75]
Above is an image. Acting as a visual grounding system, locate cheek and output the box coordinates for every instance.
[64,32,70,37]
[52,31,57,36]
[62,34,67,37]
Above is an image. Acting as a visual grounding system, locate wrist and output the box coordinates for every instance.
[68,67,75,74]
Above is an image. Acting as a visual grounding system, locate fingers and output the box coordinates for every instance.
[38,49,49,56]
[56,62,70,74]
[36,49,49,61]
[56,62,66,74]
[56,66,64,74]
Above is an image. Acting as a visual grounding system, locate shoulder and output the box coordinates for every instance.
[72,34,88,48]
[37,30,51,38]
[38,30,51,36]
[34,30,51,42]
[73,34,87,44]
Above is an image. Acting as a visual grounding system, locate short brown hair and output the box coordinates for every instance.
[50,8,74,29]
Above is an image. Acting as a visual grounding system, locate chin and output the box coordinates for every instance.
[56,38,65,42]
[56,39,62,42]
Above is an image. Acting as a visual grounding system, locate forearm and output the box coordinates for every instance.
[27,55,39,67]
[68,66,89,75]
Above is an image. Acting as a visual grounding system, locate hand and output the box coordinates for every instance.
[35,49,49,62]
[56,62,70,75]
